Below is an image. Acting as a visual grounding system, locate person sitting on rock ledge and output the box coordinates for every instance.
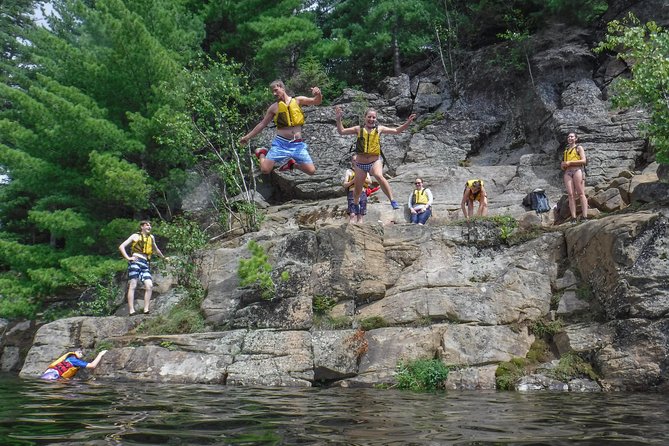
[461,179,488,220]
[40,348,108,380]
[407,178,433,225]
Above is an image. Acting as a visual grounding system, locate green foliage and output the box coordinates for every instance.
[138,284,206,335]
[526,339,552,364]
[0,292,38,319]
[156,216,207,288]
[95,340,114,354]
[548,352,599,382]
[359,316,389,331]
[77,277,121,317]
[85,151,151,210]
[313,314,353,330]
[313,295,337,315]
[576,284,594,301]
[530,318,564,339]
[395,358,449,391]
[595,14,669,164]
[238,240,275,300]
[413,112,446,133]
[495,357,529,390]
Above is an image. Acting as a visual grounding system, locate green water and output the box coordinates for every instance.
[1,374,667,445]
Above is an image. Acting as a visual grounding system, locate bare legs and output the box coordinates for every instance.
[257,153,315,175]
[127,278,153,315]
[564,169,588,220]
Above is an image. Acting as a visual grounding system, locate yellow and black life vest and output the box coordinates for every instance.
[274,98,305,128]
[563,146,581,162]
[466,179,484,201]
[48,352,80,379]
[413,189,430,205]
[356,127,381,156]
[345,170,370,191]
[131,233,153,258]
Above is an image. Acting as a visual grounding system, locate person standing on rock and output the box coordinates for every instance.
[343,154,372,224]
[239,80,322,175]
[335,106,416,212]
[461,179,488,220]
[407,178,433,225]
[561,132,588,223]
[119,220,165,316]
[40,348,108,380]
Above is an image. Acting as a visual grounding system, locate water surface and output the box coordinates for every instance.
[1,374,667,445]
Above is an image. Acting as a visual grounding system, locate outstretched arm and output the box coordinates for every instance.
[335,106,360,136]
[85,350,108,369]
[379,113,416,135]
[296,86,322,106]
[151,235,165,259]
[239,106,276,145]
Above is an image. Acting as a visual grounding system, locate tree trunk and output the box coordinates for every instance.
[392,25,401,76]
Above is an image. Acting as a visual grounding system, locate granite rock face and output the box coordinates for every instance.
[10,14,669,391]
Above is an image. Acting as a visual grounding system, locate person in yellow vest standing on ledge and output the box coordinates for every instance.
[119,220,165,316]
[407,178,433,225]
[461,179,488,220]
[561,132,588,223]
[239,80,322,175]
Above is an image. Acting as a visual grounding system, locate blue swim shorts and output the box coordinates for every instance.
[347,190,368,215]
[128,257,152,283]
[266,136,313,166]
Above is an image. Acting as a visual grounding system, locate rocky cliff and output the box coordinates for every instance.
[5,5,669,391]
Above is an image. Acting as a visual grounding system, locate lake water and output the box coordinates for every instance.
[1,373,667,445]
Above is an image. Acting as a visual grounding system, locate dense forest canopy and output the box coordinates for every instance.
[0,0,666,319]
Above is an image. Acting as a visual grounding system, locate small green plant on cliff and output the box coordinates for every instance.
[313,295,337,315]
[413,111,445,133]
[238,240,275,300]
[576,284,594,301]
[531,318,563,339]
[138,284,206,335]
[395,358,449,391]
[359,316,389,331]
[95,340,113,354]
[495,357,529,390]
[313,314,352,330]
[548,352,599,382]
[492,215,518,243]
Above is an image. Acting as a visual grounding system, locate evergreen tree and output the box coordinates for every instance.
[0,0,211,318]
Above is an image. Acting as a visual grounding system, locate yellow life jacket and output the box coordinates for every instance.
[274,98,305,128]
[345,170,370,191]
[413,189,430,205]
[563,146,581,162]
[131,233,153,258]
[466,179,484,201]
[356,127,381,156]
[48,352,80,379]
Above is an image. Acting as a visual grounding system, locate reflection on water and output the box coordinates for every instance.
[1,373,668,445]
